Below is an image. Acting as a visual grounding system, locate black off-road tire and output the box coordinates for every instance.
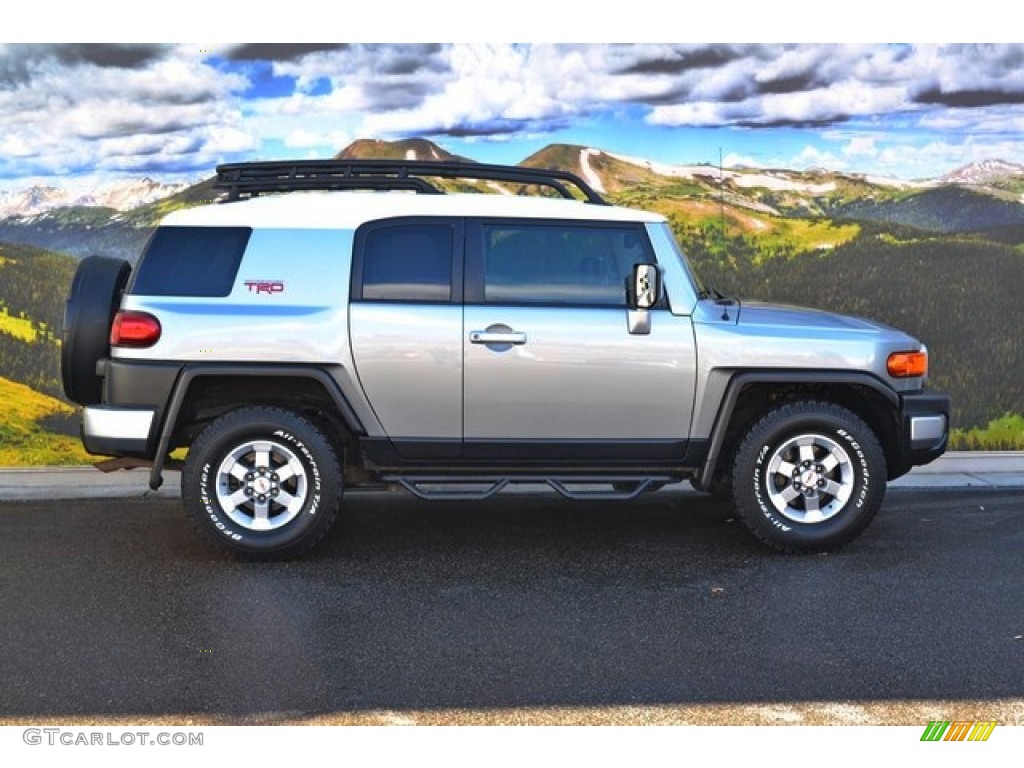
[731,401,886,554]
[61,255,132,406]
[182,407,343,560]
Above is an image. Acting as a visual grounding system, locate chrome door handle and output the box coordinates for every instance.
[469,330,527,345]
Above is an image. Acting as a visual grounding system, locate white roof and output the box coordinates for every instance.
[162,191,665,229]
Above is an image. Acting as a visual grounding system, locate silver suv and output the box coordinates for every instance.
[61,160,950,559]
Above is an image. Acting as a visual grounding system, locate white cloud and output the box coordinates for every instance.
[794,145,848,171]
[918,105,1024,134]
[241,95,361,156]
[647,101,737,127]
[0,45,252,178]
[788,135,1024,179]
[204,125,259,154]
[842,137,880,158]
[3,43,1024,183]
[871,138,1024,178]
[283,128,352,150]
[271,44,453,111]
[359,44,584,137]
[723,153,766,169]
[0,134,34,158]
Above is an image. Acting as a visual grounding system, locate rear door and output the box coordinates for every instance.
[462,219,696,465]
[349,217,464,458]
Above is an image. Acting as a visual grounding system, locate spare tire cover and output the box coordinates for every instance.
[61,256,132,406]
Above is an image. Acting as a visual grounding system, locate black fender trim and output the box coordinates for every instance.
[148,364,365,490]
[695,370,900,492]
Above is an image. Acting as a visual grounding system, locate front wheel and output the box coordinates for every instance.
[182,407,342,560]
[731,402,886,553]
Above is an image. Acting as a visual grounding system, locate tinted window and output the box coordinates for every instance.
[361,223,452,301]
[132,226,250,297]
[482,223,651,306]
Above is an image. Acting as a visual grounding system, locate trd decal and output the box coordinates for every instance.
[244,280,285,294]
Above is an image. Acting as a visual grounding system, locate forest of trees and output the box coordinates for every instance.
[0,243,75,400]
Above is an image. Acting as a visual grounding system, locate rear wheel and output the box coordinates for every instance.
[182,407,342,560]
[61,255,132,405]
[731,402,886,553]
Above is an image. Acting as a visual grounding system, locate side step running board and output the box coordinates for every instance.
[381,475,676,502]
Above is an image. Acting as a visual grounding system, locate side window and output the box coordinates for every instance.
[480,223,652,306]
[357,222,454,302]
[131,226,251,297]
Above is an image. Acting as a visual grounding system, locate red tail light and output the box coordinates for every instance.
[110,311,161,348]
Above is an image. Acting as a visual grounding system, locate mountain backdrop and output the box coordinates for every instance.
[2,137,1023,464]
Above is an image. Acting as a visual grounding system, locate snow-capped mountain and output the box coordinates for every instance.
[0,186,75,219]
[0,178,187,219]
[82,178,188,211]
[941,159,1024,185]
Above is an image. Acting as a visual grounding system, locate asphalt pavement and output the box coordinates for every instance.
[0,477,1021,725]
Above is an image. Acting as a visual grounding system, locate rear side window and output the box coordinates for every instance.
[131,226,251,297]
[354,220,456,302]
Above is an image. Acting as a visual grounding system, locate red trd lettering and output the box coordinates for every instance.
[244,280,285,294]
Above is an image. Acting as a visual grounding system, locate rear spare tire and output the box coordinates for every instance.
[61,255,132,406]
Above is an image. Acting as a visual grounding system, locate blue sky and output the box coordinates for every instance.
[1,42,1023,189]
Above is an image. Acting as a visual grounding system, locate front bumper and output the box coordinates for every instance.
[82,406,156,456]
[892,390,951,477]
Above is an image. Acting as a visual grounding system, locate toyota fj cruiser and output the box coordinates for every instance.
[61,159,950,559]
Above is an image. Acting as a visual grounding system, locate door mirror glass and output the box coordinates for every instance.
[631,263,660,309]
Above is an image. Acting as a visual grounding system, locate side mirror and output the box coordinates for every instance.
[630,263,660,309]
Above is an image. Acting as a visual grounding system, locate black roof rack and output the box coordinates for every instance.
[214,159,609,205]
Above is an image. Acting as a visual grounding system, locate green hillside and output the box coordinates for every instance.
[0,242,87,466]
[0,241,75,399]
[335,137,470,162]
[0,210,151,262]
[521,144,667,195]
[0,376,91,466]
[121,177,221,227]
[621,196,861,260]
[832,186,1024,233]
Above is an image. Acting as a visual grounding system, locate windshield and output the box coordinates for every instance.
[646,222,703,311]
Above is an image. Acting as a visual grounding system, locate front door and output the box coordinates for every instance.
[462,219,696,465]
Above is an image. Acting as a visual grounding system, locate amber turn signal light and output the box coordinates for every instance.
[887,350,927,378]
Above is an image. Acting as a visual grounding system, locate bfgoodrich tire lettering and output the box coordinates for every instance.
[182,407,342,560]
[731,401,886,553]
